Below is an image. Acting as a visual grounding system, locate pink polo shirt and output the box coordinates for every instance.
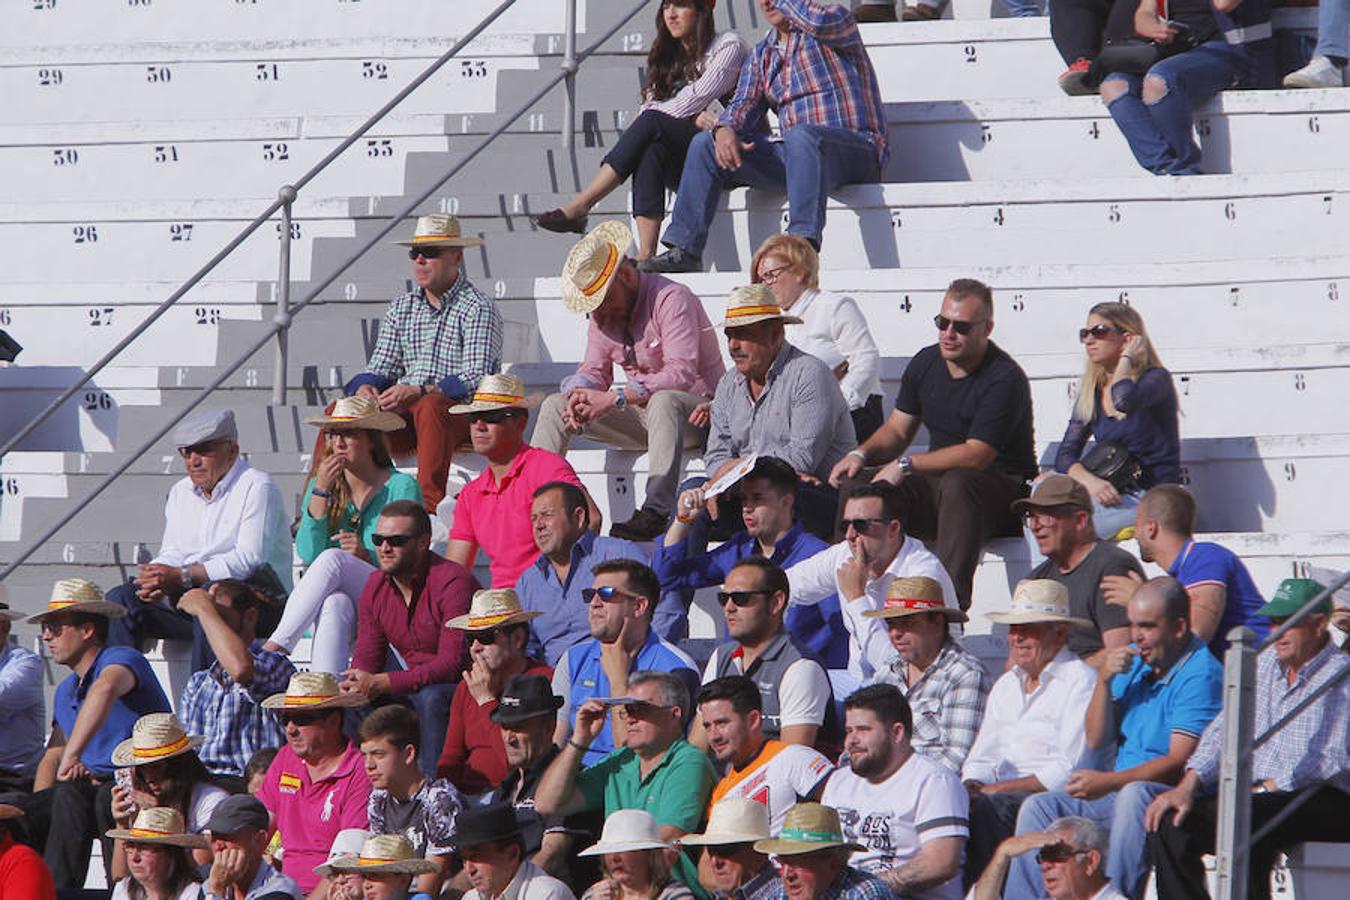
[450,445,583,587]
[256,741,371,894]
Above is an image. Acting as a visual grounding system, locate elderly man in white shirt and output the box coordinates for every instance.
[960,580,1102,886]
[786,483,958,685]
[106,409,291,671]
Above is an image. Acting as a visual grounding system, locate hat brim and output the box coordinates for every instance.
[305,411,407,433]
[489,696,564,725]
[446,609,543,630]
[986,610,1096,629]
[1010,496,1091,516]
[560,220,634,315]
[105,828,209,849]
[0,608,25,622]
[320,854,439,875]
[714,313,804,330]
[681,829,771,847]
[753,837,863,856]
[446,392,544,415]
[578,838,672,857]
[392,236,484,248]
[27,600,128,624]
[261,692,368,711]
[862,606,968,623]
[111,734,206,768]
[453,825,525,851]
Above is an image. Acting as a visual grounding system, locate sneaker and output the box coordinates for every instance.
[635,247,702,274]
[1283,56,1344,89]
[902,3,941,20]
[1058,58,1094,96]
[610,507,670,542]
[853,4,898,22]
[531,208,589,234]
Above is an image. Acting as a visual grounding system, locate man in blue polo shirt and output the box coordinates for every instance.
[550,560,699,766]
[1103,484,1268,657]
[1004,576,1222,899]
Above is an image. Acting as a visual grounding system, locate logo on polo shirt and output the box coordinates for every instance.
[279,772,302,794]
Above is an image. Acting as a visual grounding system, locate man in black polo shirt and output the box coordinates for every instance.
[830,279,1035,611]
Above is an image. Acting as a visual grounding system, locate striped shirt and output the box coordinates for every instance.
[717,0,889,167]
[363,270,502,399]
[642,31,748,120]
[179,641,294,777]
[877,640,992,774]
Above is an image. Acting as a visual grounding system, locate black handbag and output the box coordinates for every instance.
[1080,441,1144,493]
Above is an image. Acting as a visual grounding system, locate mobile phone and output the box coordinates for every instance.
[115,767,133,793]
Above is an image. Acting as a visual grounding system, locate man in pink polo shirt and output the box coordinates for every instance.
[255,672,372,896]
[446,374,596,588]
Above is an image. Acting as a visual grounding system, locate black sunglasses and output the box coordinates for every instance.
[716,590,770,608]
[933,314,986,336]
[178,439,229,458]
[1036,843,1090,865]
[469,409,514,425]
[705,842,755,858]
[841,517,889,535]
[582,585,638,604]
[408,247,448,260]
[1078,323,1118,342]
[469,628,501,646]
[281,711,328,727]
[371,532,416,548]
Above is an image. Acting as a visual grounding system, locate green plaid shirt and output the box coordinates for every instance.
[364,271,502,397]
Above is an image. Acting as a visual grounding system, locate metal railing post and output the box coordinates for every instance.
[1214,626,1258,900]
[561,0,578,150]
[271,185,297,406]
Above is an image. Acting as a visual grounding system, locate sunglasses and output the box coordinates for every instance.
[371,532,416,548]
[325,429,362,442]
[1078,324,1118,342]
[39,619,75,637]
[933,314,986,336]
[178,439,229,459]
[281,711,328,727]
[1036,843,1090,865]
[841,517,889,535]
[408,247,447,261]
[469,628,502,646]
[716,589,770,608]
[705,843,754,858]
[469,409,514,425]
[582,585,638,604]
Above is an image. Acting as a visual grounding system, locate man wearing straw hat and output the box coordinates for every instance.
[16,578,171,889]
[455,803,574,900]
[0,600,43,793]
[532,221,724,543]
[682,797,781,900]
[752,803,889,900]
[446,373,597,589]
[343,213,503,512]
[960,580,1101,886]
[320,833,439,900]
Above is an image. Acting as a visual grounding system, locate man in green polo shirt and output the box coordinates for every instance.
[535,669,715,897]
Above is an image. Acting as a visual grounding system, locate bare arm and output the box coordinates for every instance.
[61,664,137,776]
[977,774,1046,795]
[860,409,920,462]
[446,539,478,572]
[974,833,1059,900]
[179,589,254,685]
[536,700,607,818]
[1188,584,1228,646]
[33,725,64,792]
[910,438,998,474]
[1083,626,1131,672]
[881,837,964,895]
[532,831,574,879]
[779,723,820,748]
[414,855,453,896]
[1083,661,1120,751]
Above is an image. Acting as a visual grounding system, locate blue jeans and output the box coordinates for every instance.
[1316,0,1350,59]
[1001,0,1043,16]
[1103,41,1248,175]
[406,682,455,777]
[661,125,882,256]
[1007,781,1170,898]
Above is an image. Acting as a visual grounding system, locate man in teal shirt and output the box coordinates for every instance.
[534,670,715,898]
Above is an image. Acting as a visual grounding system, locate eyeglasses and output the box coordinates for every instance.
[371,532,416,548]
[1020,506,1080,525]
[39,620,74,637]
[617,701,671,719]
[281,711,327,727]
[705,843,754,858]
[469,628,501,646]
[408,247,447,261]
[716,590,770,608]
[757,264,790,285]
[841,517,889,535]
[1078,324,1118,342]
[582,585,638,604]
[469,409,514,425]
[933,314,986,336]
[1036,843,1091,865]
[178,439,229,459]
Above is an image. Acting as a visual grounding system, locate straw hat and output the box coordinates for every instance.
[753,803,862,857]
[578,809,672,857]
[0,602,24,623]
[106,807,209,850]
[861,576,967,623]
[112,713,205,768]
[312,828,372,877]
[986,579,1094,629]
[325,834,438,875]
[305,395,405,433]
[561,220,634,314]
[716,284,803,329]
[445,373,543,415]
[681,797,771,847]
[26,578,127,624]
[446,588,543,631]
[392,214,484,248]
[261,671,368,711]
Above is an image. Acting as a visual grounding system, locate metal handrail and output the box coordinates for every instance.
[0,0,652,583]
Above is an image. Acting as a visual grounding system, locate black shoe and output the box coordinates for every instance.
[636,247,702,274]
[532,208,589,234]
[610,507,670,542]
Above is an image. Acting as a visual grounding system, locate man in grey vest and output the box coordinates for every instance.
[696,557,836,750]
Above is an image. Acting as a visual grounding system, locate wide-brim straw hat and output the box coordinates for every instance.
[106,807,209,849]
[716,284,803,329]
[561,220,634,314]
[447,588,543,631]
[312,829,373,877]
[261,671,368,711]
[305,395,405,432]
[753,803,862,857]
[0,602,24,622]
[392,214,484,248]
[987,579,1095,629]
[681,797,771,847]
[112,713,206,768]
[446,373,543,415]
[26,578,127,624]
[324,834,438,875]
[861,576,967,623]
[578,809,672,857]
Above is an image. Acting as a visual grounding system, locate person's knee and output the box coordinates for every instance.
[1100,77,1130,104]
[540,391,569,419]
[310,546,350,578]
[689,130,717,163]
[1014,792,1058,831]
[644,390,684,420]
[1142,73,1169,105]
[323,591,357,623]
[936,468,983,504]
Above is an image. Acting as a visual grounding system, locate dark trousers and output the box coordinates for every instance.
[1048,0,1139,67]
[892,469,1027,611]
[407,682,455,778]
[601,109,702,219]
[964,791,1030,888]
[1149,784,1350,900]
[2,780,118,888]
[850,395,885,446]
[106,581,281,672]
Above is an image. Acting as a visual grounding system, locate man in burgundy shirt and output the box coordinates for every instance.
[436,589,552,796]
[532,221,725,542]
[342,500,477,773]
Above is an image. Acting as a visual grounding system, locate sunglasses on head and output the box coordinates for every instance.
[371,532,416,548]
[1036,843,1090,865]
[716,589,770,608]
[933,314,985,336]
[842,516,888,535]
[469,409,514,425]
[408,247,447,261]
[1078,324,1118,342]
[582,585,637,604]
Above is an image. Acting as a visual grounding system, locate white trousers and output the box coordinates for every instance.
[269,548,374,675]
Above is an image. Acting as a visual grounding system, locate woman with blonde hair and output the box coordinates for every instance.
[1053,301,1180,538]
[751,234,885,442]
[579,810,696,900]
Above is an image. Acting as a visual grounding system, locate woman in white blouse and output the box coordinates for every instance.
[751,234,886,441]
[532,0,745,258]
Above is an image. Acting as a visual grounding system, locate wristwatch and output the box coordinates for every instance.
[180,565,194,589]
[898,455,914,476]
[613,387,628,411]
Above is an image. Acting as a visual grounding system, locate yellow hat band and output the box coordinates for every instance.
[132,734,192,760]
[48,600,78,610]
[358,856,400,867]
[471,392,525,405]
[466,612,514,628]
[283,694,335,707]
[581,245,620,297]
[411,234,460,243]
[726,305,783,318]
[129,827,174,839]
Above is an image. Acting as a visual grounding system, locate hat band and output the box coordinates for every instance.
[48,599,80,610]
[1013,602,1067,616]
[471,391,525,405]
[411,234,460,243]
[283,694,336,707]
[581,245,620,298]
[132,734,192,760]
[884,596,943,611]
[358,856,401,867]
[129,827,175,839]
[779,828,843,843]
[466,612,514,628]
[726,305,783,319]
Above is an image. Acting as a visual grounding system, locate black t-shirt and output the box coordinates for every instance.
[1030,541,1143,658]
[894,342,1037,479]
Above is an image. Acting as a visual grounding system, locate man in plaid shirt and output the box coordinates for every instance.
[344,215,503,510]
[640,0,888,274]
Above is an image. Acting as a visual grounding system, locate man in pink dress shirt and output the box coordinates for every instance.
[533,221,724,542]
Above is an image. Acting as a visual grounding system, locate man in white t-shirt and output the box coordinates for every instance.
[821,684,967,900]
[787,484,958,683]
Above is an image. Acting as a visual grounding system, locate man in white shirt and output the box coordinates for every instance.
[821,684,968,900]
[456,802,575,900]
[787,484,958,684]
[960,580,1101,886]
[105,409,291,671]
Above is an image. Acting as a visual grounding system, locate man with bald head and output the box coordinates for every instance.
[1004,577,1222,899]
